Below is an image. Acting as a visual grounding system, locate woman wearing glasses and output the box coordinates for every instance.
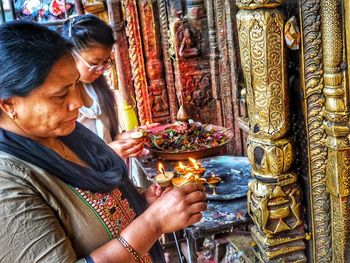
[61,14,153,159]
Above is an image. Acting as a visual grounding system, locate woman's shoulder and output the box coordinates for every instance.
[0,151,64,190]
[0,151,32,178]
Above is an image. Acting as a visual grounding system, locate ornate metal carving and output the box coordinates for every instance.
[123,0,152,124]
[321,0,350,262]
[299,0,331,261]
[237,1,306,261]
[236,0,285,10]
[346,1,350,87]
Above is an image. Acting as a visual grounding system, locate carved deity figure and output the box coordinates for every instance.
[177,26,199,58]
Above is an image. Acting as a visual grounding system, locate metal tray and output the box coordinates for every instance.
[201,156,251,201]
[147,124,234,161]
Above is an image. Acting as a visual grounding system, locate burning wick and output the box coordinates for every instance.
[179,162,185,169]
[158,163,166,175]
[189,158,200,169]
[174,162,186,174]
[189,158,206,175]
[155,162,174,187]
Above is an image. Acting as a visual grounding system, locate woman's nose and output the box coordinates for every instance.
[68,86,84,111]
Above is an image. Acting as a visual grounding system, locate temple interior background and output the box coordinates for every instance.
[1,0,350,262]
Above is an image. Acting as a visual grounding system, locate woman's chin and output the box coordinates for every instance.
[81,76,99,84]
[58,122,76,136]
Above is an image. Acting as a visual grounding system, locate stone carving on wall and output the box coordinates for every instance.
[168,0,215,123]
[138,0,170,121]
[181,73,211,107]
[176,24,200,58]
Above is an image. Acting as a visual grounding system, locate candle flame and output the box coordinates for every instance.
[183,173,193,179]
[146,120,150,125]
[158,163,165,174]
[189,158,199,169]
[178,162,185,169]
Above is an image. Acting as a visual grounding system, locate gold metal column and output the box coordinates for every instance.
[322,0,350,262]
[236,1,306,261]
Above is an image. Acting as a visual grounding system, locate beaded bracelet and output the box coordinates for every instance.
[117,235,143,263]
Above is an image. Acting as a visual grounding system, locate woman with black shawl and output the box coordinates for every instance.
[0,21,206,263]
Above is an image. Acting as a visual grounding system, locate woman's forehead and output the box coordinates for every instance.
[79,46,112,60]
[35,55,79,94]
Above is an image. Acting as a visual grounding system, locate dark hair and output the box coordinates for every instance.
[61,14,115,50]
[62,14,119,138]
[0,21,73,99]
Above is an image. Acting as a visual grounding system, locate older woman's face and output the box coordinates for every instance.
[74,46,112,84]
[11,54,83,139]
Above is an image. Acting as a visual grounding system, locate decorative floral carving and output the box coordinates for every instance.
[300,0,331,261]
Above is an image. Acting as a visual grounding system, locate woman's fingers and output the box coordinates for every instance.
[140,122,161,130]
[185,190,206,204]
[180,183,205,194]
[187,213,203,226]
[162,186,173,195]
[188,202,207,215]
[109,139,145,158]
[120,140,144,154]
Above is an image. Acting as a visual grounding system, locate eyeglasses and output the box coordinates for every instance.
[72,50,112,73]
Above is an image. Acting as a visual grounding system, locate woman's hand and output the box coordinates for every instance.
[116,123,161,140]
[139,122,161,131]
[145,183,207,233]
[143,184,172,205]
[108,138,144,159]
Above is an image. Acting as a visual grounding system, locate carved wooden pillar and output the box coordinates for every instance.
[138,0,171,123]
[122,0,152,124]
[236,1,306,261]
[205,0,223,126]
[107,0,135,106]
[322,0,350,262]
[156,0,178,122]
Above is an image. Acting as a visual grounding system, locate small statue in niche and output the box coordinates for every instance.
[177,26,199,58]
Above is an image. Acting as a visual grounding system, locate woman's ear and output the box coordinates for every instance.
[0,98,16,118]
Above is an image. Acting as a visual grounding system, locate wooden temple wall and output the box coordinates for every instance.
[115,0,247,155]
[101,0,350,261]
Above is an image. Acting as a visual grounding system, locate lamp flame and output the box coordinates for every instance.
[189,158,199,169]
[158,163,165,174]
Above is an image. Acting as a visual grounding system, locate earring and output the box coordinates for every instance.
[9,111,17,120]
